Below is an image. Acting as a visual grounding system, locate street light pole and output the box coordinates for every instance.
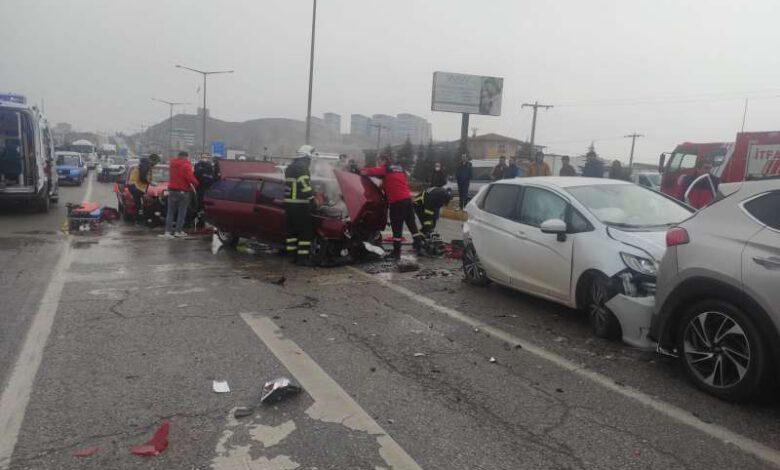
[175,65,234,155]
[152,98,189,159]
[305,0,317,145]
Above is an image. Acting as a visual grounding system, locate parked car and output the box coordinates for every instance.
[55,151,85,186]
[0,93,58,211]
[462,177,694,338]
[649,178,780,401]
[97,156,127,182]
[630,171,661,190]
[115,164,185,225]
[203,160,387,265]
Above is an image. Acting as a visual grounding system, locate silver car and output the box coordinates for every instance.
[650,178,780,401]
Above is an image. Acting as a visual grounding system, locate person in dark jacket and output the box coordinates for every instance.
[559,155,577,176]
[284,146,315,265]
[609,160,627,180]
[193,153,216,207]
[414,186,453,234]
[582,151,604,178]
[429,162,447,188]
[455,154,472,210]
[503,156,521,179]
[361,153,423,259]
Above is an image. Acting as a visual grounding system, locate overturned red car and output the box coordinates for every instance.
[203,160,388,265]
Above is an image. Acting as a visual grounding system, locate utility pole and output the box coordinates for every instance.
[371,123,389,153]
[175,65,234,155]
[624,133,644,174]
[152,98,189,160]
[471,127,478,138]
[521,101,553,156]
[304,0,317,144]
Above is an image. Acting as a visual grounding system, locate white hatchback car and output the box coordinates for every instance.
[462,177,694,339]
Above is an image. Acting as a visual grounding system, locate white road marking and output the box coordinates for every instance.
[240,314,423,470]
[0,176,93,469]
[348,266,780,469]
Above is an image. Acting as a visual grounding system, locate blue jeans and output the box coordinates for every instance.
[165,190,190,234]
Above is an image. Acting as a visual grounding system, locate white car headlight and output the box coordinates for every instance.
[620,252,657,276]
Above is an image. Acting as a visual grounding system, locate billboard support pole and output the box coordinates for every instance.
[459,113,470,157]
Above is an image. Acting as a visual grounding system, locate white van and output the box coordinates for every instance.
[0,93,58,211]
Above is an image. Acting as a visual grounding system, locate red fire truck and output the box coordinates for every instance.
[659,131,780,208]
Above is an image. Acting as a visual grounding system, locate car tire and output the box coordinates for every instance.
[676,299,769,402]
[586,274,621,340]
[462,242,490,286]
[215,228,240,248]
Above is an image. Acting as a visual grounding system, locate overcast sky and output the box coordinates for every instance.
[2,0,780,163]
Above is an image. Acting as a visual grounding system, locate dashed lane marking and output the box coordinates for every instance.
[0,176,93,469]
[348,266,780,469]
[240,314,423,470]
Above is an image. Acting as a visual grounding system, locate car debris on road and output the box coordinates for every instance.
[260,377,302,404]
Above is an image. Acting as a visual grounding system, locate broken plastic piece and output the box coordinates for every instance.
[363,241,386,257]
[489,357,497,363]
[73,447,99,457]
[396,255,419,273]
[260,377,302,404]
[213,380,230,393]
[234,407,254,419]
[130,420,169,457]
[413,352,426,357]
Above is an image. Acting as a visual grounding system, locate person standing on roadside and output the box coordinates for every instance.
[559,155,577,176]
[127,153,159,224]
[582,149,604,178]
[491,156,507,181]
[161,151,198,239]
[503,156,522,179]
[429,161,447,187]
[361,152,423,259]
[194,153,215,208]
[455,154,472,210]
[526,152,551,177]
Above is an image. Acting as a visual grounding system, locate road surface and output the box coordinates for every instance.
[0,173,779,469]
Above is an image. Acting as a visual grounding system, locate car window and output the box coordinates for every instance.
[206,179,239,200]
[482,184,520,219]
[568,208,591,233]
[259,180,285,202]
[744,191,780,230]
[518,187,567,227]
[227,180,257,203]
[671,153,697,171]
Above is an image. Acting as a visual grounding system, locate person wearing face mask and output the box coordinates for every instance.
[429,161,447,188]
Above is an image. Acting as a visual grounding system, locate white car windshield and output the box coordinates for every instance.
[567,184,693,228]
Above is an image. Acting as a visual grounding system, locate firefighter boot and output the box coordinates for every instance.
[391,241,402,260]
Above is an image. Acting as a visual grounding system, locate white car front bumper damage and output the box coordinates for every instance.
[605,294,657,351]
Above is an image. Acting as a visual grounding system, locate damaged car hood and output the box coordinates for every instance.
[334,170,387,233]
[607,227,667,261]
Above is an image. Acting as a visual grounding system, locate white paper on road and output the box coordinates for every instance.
[212,380,230,393]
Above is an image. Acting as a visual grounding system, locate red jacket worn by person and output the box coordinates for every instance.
[360,163,411,203]
[168,157,199,191]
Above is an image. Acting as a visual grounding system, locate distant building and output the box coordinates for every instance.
[172,128,195,149]
[323,113,341,134]
[350,114,372,137]
[467,133,523,159]
[371,114,396,140]
[394,113,431,145]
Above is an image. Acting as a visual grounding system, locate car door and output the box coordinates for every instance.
[225,179,259,235]
[469,184,523,285]
[251,180,286,243]
[514,186,575,301]
[741,191,780,318]
[202,178,239,230]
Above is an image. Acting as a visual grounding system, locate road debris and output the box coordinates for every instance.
[397,255,420,273]
[319,313,329,318]
[130,420,170,457]
[234,407,254,419]
[212,380,230,393]
[260,377,302,404]
[413,268,454,279]
[489,357,497,363]
[413,352,426,357]
[363,241,386,257]
[73,447,99,458]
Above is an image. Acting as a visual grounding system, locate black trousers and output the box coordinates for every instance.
[284,202,313,257]
[389,199,421,249]
[457,182,470,209]
[128,185,144,222]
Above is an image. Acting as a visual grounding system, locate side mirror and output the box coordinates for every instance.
[541,218,568,242]
[658,153,666,173]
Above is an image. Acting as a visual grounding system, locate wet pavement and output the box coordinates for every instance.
[1,174,779,469]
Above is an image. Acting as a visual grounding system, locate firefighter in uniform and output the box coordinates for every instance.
[413,186,452,235]
[284,145,315,265]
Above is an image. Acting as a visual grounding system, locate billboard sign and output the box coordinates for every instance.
[211,140,226,157]
[431,72,503,116]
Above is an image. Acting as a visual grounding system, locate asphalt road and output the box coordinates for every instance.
[1,174,779,469]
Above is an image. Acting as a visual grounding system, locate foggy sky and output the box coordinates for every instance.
[2,0,779,163]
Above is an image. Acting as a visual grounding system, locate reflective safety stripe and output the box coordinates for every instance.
[423,221,433,225]
[424,209,434,215]
[412,232,424,238]
[297,250,310,255]
[286,238,298,243]
[283,199,310,204]
[297,241,311,246]
[286,247,297,252]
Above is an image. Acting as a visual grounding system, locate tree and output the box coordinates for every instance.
[413,143,432,182]
[397,137,414,171]
[364,149,377,167]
